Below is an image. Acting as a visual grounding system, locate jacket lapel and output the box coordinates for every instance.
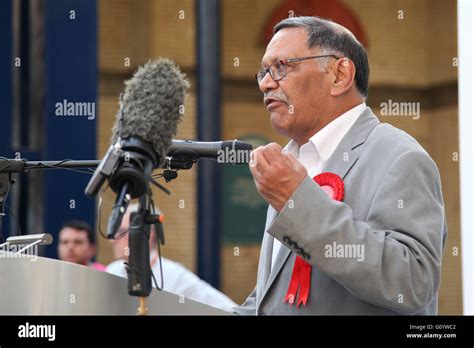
[257,107,380,307]
[255,206,278,305]
[322,107,380,179]
[259,236,291,306]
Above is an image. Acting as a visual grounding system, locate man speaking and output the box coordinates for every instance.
[234,16,447,315]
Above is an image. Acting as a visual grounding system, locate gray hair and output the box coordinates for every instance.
[274,16,369,98]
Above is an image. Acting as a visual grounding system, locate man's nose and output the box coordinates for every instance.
[258,72,278,93]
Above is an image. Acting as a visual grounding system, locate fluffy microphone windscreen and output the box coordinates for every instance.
[111,58,189,165]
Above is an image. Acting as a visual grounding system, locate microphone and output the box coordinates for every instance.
[85,58,189,238]
[167,139,253,163]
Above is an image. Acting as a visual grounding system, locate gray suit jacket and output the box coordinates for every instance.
[234,107,447,315]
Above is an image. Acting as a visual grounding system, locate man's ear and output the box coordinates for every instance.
[329,58,356,97]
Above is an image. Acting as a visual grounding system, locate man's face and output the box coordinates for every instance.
[58,228,94,265]
[259,27,333,144]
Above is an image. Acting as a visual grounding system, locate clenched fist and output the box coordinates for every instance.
[249,142,308,212]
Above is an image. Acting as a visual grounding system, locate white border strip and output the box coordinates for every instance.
[458,0,474,315]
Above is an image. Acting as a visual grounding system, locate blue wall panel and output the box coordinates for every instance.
[0,0,13,239]
[43,0,97,258]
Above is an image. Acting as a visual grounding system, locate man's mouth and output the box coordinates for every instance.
[264,98,286,109]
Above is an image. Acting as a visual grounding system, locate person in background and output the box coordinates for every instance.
[106,203,237,312]
[58,220,106,271]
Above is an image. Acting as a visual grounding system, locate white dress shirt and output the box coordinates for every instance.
[106,250,237,312]
[270,102,367,269]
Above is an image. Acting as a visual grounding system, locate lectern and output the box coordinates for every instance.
[0,252,229,315]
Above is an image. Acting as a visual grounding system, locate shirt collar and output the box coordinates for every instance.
[284,102,367,162]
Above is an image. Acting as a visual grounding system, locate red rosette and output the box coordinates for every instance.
[312,172,344,202]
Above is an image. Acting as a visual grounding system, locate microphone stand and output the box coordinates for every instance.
[127,194,152,315]
[0,157,192,238]
[126,193,165,315]
[0,158,101,240]
[0,156,185,315]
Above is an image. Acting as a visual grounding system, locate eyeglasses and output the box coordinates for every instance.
[255,54,340,83]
